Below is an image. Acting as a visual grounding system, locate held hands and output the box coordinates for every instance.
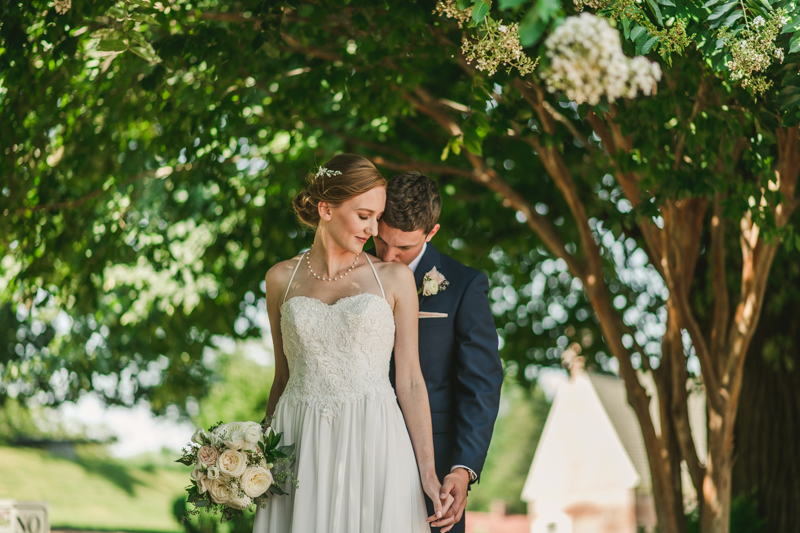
[431,468,470,532]
[423,476,454,527]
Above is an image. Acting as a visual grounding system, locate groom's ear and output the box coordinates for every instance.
[425,224,441,242]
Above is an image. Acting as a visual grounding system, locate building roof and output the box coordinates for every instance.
[588,373,652,490]
[521,370,640,502]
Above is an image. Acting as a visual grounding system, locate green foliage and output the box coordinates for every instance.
[1,0,798,417]
[192,345,273,430]
[467,383,550,514]
[686,490,767,532]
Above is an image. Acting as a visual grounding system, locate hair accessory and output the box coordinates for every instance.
[315,166,342,179]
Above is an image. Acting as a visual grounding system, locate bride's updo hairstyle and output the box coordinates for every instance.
[292,154,386,229]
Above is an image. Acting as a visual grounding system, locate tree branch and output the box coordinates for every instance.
[710,193,729,362]
[401,86,587,279]
[660,202,726,414]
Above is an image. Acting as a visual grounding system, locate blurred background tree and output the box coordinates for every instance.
[3,1,800,531]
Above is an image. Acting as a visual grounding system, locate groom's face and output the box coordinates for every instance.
[375,220,439,265]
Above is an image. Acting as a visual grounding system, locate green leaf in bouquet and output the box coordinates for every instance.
[268,484,288,496]
[277,443,296,456]
[195,499,210,508]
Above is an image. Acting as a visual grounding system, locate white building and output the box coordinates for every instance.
[521,358,705,533]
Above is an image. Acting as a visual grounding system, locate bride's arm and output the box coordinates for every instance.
[390,263,448,521]
[264,264,291,419]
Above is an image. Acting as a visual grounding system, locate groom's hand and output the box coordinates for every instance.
[432,468,470,532]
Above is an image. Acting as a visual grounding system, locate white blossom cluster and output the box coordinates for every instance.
[434,0,537,76]
[462,22,538,76]
[720,8,789,94]
[542,13,662,105]
[54,0,71,14]
[434,0,472,28]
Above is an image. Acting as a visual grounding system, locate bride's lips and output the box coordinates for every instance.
[356,236,367,245]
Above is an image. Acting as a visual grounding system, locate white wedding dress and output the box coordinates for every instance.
[252,253,430,533]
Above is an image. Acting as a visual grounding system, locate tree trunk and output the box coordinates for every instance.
[702,424,733,533]
[732,281,800,531]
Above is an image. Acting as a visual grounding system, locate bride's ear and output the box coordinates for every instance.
[318,201,333,222]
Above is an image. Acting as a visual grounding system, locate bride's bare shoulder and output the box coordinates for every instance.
[266,254,304,285]
[371,257,414,284]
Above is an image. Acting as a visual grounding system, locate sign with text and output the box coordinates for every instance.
[0,502,49,533]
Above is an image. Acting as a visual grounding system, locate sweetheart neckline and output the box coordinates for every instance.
[281,293,391,312]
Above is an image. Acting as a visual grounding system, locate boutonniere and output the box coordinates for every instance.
[418,266,449,297]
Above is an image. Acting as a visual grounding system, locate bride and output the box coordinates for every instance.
[253,154,449,532]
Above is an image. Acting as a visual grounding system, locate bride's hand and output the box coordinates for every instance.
[423,477,454,524]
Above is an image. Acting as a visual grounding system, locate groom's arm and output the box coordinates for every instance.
[451,271,503,481]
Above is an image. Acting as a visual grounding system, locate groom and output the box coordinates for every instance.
[371,172,504,533]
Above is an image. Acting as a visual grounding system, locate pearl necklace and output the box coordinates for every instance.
[306,247,360,282]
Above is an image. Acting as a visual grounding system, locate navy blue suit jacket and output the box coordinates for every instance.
[378,244,504,484]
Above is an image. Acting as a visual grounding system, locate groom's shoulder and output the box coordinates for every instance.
[437,249,487,286]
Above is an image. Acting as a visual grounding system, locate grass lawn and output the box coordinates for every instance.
[0,446,190,532]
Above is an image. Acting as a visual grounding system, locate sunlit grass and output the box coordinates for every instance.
[0,446,189,532]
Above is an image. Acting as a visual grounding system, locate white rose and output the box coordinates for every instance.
[225,430,248,451]
[240,466,274,498]
[191,428,209,445]
[190,465,206,483]
[423,278,439,296]
[207,465,221,479]
[218,449,248,477]
[207,478,235,505]
[227,490,252,510]
[243,425,262,445]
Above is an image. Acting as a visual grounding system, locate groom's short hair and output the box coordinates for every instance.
[383,172,441,234]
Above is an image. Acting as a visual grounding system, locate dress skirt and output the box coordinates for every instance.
[252,395,431,533]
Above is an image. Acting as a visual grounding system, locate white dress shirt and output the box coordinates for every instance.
[407,242,427,274]
[408,242,477,483]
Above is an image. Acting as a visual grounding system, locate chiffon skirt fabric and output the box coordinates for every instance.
[252,396,431,533]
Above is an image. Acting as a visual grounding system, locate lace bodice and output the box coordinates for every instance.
[279,292,397,420]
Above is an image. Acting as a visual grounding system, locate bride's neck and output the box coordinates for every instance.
[309,230,358,277]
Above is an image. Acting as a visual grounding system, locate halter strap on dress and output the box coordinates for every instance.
[282,252,305,304]
[364,254,386,299]
[282,251,386,303]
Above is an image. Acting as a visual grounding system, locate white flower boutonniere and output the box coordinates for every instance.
[418,266,449,297]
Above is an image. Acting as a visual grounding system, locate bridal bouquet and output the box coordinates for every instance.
[177,420,297,521]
